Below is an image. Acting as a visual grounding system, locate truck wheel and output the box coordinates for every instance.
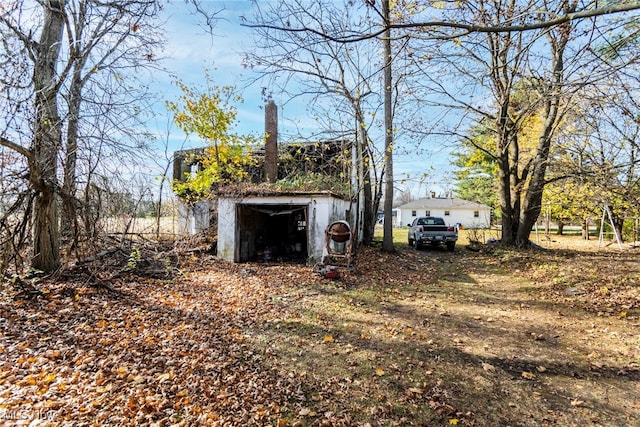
[408,236,414,246]
[415,235,422,250]
[446,242,456,252]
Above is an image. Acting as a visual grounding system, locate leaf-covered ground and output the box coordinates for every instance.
[1,238,639,426]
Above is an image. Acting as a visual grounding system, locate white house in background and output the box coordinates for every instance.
[397,198,492,228]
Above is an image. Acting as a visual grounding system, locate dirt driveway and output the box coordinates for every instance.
[247,242,640,425]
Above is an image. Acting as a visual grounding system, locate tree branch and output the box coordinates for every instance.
[243,3,640,43]
[0,136,32,161]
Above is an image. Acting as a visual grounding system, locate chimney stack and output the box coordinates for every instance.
[264,100,278,183]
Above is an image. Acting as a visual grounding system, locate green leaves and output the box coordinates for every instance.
[167,71,257,202]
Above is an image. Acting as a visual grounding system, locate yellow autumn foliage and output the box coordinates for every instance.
[167,71,257,202]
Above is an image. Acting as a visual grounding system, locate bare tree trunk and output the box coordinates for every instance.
[31,1,66,272]
[361,157,375,245]
[486,25,521,246]
[33,190,60,271]
[61,68,82,246]
[582,218,589,240]
[355,105,376,246]
[155,156,173,239]
[517,99,557,245]
[497,146,515,244]
[382,0,395,252]
[517,5,571,246]
[610,207,625,243]
[60,2,87,246]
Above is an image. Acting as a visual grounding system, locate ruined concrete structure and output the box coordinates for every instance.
[173,147,205,186]
[173,101,361,263]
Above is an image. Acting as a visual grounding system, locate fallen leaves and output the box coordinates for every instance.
[570,399,587,407]
[2,243,639,426]
[530,252,640,318]
[298,407,316,417]
[481,362,496,372]
[406,386,423,395]
[0,260,306,426]
[521,371,537,380]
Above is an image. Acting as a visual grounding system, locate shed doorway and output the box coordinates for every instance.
[236,204,308,263]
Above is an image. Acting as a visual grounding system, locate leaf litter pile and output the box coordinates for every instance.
[1,239,639,426]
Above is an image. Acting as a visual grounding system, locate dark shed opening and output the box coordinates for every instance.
[236,204,308,263]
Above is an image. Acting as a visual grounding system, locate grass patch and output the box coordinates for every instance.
[245,243,639,425]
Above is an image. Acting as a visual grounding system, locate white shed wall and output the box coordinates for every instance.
[217,197,237,261]
[177,200,213,235]
[217,194,352,264]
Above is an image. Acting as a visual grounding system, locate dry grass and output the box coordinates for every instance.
[99,216,179,238]
[245,236,640,426]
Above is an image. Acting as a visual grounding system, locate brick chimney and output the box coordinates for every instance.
[264,100,278,183]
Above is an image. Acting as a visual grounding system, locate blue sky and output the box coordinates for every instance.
[153,2,315,145]
[149,1,454,198]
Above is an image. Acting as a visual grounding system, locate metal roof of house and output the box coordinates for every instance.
[398,198,491,210]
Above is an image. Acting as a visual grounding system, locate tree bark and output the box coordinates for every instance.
[361,156,376,245]
[61,67,82,246]
[355,105,377,246]
[31,0,66,272]
[382,0,395,252]
[497,141,515,244]
[61,1,87,246]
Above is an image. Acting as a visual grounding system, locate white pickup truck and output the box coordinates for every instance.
[408,216,458,251]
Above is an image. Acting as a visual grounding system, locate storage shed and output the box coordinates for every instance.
[217,190,353,264]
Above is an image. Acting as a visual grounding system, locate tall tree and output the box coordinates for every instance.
[244,0,389,245]
[32,2,66,272]
[0,0,163,273]
[381,0,395,252]
[60,0,161,246]
[405,0,640,247]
